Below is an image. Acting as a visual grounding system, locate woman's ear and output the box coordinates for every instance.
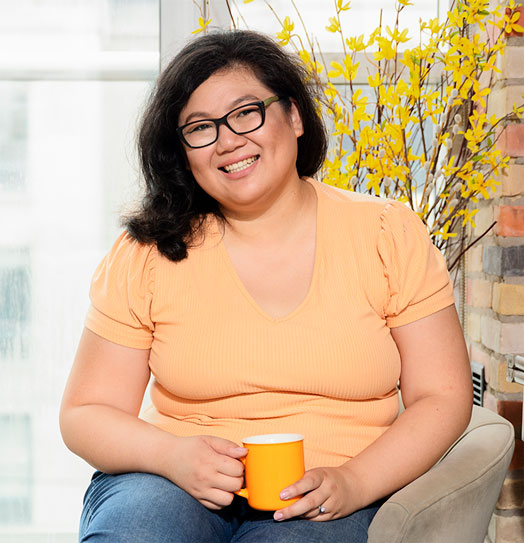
[289,98,304,138]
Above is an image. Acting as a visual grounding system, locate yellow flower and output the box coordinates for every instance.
[192,17,211,34]
[366,173,383,195]
[326,16,341,33]
[505,9,524,34]
[457,209,479,228]
[434,220,458,240]
[513,103,524,118]
[333,121,353,136]
[373,37,396,61]
[367,72,382,88]
[299,50,323,75]
[346,35,366,52]
[336,0,351,12]
[276,16,294,45]
[386,25,410,43]
[328,55,359,81]
[324,88,338,101]
[421,18,442,34]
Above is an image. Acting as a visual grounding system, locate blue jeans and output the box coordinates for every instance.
[80,471,381,542]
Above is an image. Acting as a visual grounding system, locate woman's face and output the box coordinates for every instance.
[178,67,304,217]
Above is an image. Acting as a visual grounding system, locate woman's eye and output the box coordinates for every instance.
[188,122,213,134]
[235,107,258,119]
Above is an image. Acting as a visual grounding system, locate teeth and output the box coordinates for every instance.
[223,156,258,173]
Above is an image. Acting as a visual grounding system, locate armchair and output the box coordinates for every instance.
[368,405,515,543]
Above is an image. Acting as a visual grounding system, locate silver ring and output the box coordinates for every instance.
[318,505,326,514]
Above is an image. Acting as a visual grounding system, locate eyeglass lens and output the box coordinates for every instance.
[181,103,264,148]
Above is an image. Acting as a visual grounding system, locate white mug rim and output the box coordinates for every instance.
[241,433,304,445]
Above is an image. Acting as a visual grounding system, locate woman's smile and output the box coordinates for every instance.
[220,154,260,174]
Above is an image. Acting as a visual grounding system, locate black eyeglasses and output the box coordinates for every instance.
[177,96,282,149]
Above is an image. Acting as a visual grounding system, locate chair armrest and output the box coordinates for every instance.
[368,406,515,543]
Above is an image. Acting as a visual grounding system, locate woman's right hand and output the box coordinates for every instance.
[168,435,247,510]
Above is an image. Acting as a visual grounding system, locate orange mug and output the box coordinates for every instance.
[235,433,305,511]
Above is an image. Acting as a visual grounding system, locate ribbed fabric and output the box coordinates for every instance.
[85,179,454,469]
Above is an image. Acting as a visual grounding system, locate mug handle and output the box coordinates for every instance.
[234,455,248,499]
[234,487,249,499]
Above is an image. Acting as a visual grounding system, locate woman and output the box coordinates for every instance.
[60,29,473,542]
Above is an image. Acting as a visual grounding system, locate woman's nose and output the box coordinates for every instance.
[215,123,247,152]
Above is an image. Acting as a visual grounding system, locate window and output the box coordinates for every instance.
[0,414,32,525]
[1,1,159,539]
[0,84,28,192]
[0,250,31,361]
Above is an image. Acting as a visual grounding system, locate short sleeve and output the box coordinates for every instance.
[378,201,455,328]
[85,231,155,349]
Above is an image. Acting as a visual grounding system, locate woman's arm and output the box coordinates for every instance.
[274,304,473,521]
[59,327,246,510]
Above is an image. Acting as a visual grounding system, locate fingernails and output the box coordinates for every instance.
[274,512,284,521]
[280,490,290,500]
[233,447,248,454]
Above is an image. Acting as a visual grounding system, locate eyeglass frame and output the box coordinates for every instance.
[177,95,283,149]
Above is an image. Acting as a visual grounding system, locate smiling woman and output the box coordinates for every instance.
[179,68,304,217]
[59,28,473,543]
[124,29,327,262]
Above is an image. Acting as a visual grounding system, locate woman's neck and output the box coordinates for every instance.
[221,178,316,246]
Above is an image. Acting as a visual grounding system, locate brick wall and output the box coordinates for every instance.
[465,13,524,543]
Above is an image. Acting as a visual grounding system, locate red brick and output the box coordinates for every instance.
[498,124,524,157]
[510,439,524,471]
[498,400,523,429]
[495,206,524,237]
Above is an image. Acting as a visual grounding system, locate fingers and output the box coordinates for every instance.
[212,472,244,493]
[274,490,326,522]
[274,468,348,522]
[198,488,236,510]
[206,436,247,458]
[203,436,247,476]
[280,469,321,504]
[213,453,244,478]
[274,470,324,521]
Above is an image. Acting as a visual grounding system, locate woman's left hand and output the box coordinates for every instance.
[273,465,361,522]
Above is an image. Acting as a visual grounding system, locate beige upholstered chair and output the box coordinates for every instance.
[368,406,515,543]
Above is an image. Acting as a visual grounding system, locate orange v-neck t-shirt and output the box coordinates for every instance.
[85,179,454,469]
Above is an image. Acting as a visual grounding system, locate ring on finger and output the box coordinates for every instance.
[318,505,326,515]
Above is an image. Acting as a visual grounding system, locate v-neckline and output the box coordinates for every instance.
[217,178,323,323]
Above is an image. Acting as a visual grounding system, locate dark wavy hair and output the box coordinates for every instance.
[124,29,328,262]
